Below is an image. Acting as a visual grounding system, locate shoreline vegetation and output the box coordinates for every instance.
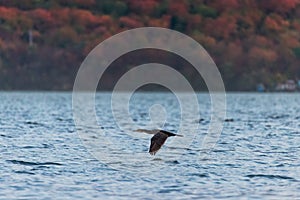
[1,0,300,91]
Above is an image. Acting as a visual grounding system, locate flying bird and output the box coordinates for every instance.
[135,129,183,155]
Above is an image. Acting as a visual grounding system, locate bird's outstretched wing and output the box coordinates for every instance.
[149,132,168,155]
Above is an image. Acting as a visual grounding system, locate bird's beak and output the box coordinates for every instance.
[176,134,184,137]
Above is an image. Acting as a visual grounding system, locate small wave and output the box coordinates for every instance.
[14,170,35,175]
[212,149,235,153]
[188,173,209,177]
[246,174,296,180]
[158,188,180,193]
[165,160,180,164]
[151,158,179,164]
[194,118,206,123]
[0,134,13,138]
[25,121,41,125]
[55,117,64,121]
[268,114,289,119]
[7,160,62,166]
[22,144,53,149]
[107,161,122,165]
[24,121,50,128]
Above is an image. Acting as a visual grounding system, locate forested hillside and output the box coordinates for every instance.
[1,0,300,90]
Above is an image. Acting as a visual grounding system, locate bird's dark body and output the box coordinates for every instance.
[135,129,183,155]
[149,130,179,155]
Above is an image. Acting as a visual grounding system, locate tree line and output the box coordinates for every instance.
[0,0,300,90]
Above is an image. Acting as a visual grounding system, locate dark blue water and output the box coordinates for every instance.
[0,92,299,199]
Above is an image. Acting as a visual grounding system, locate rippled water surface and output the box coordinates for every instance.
[0,92,299,199]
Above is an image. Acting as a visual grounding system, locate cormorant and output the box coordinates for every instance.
[135,129,183,155]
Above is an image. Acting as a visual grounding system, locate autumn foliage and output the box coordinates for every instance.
[0,0,300,90]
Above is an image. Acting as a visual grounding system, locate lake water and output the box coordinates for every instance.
[0,92,299,199]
